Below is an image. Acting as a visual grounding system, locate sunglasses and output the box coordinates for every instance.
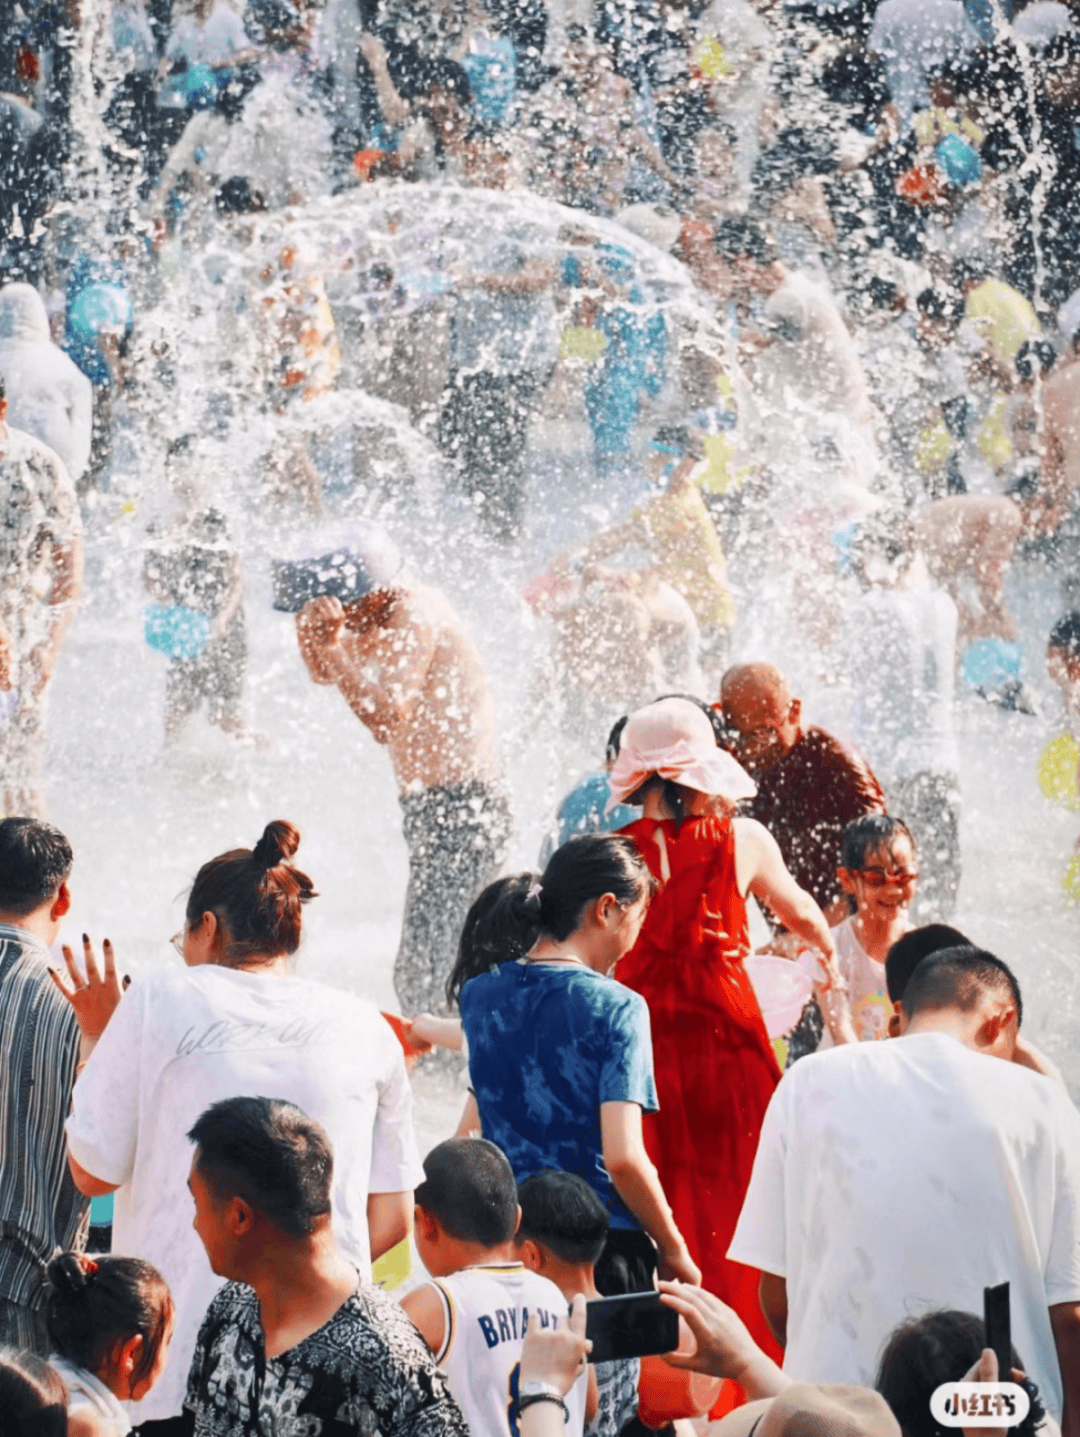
[855,868,920,888]
[170,929,186,957]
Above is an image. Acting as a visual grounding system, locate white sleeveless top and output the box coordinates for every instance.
[431,1263,587,1437]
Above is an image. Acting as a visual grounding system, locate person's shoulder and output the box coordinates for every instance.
[336,1281,453,1377]
[202,1279,257,1331]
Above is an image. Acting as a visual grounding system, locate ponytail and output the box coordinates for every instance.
[185,819,317,966]
[45,1253,174,1388]
[446,834,653,1006]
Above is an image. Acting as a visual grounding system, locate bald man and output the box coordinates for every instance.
[718,663,885,924]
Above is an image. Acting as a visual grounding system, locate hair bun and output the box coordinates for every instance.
[46,1252,89,1297]
[252,820,301,871]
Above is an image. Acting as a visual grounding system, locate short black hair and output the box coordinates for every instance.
[605,715,628,765]
[712,218,776,266]
[900,946,1023,1028]
[215,175,267,215]
[876,1309,1045,1437]
[885,924,972,1003]
[1015,338,1056,383]
[0,1349,67,1435]
[841,814,915,871]
[916,286,965,324]
[1049,610,1080,660]
[0,819,73,916]
[517,1170,609,1266]
[188,1096,333,1237]
[414,1139,518,1246]
[951,256,990,288]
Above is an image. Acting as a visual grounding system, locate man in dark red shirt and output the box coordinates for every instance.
[718,662,886,924]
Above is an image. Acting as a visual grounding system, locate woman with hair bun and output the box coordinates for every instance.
[45,1251,174,1434]
[58,821,424,1429]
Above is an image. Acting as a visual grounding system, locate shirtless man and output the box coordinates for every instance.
[911,494,1024,647]
[283,526,511,1014]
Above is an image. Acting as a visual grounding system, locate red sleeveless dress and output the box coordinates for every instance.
[618,816,783,1370]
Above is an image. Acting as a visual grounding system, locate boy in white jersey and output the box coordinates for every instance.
[401,1140,587,1437]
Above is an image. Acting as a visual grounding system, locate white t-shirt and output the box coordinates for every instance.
[815,917,895,1047]
[728,1032,1080,1418]
[432,1264,587,1437]
[51,1356,130,1435]
[66,965,424,1422]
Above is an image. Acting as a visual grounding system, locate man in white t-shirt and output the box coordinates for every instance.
[729,946,1080,1430]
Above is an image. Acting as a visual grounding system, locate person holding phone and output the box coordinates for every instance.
[452,833,701,1295]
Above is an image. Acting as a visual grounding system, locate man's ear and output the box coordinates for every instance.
[228,1196,256,1238]
[517,1238,545,1273]
[789,697,802,726]
[414,1204,439,1243]
[975,1006,1017,1052]
[51,881,72,921]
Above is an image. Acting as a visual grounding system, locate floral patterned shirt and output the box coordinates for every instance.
[184,1279,470,1437]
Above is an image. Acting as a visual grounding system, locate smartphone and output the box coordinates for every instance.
[984,1281,1011,1380]
[585,1292,680,1364]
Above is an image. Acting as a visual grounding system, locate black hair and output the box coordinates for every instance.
[605,715,629,765]
[185,820,317,966]
[46,1253,174,1390]
[951,256,990,288]
[422,57,472,106]
[652,423,692,454]
[446,834,653,1006]
[876,1309,1044,1437]
[1049,610,1080,659]
[0,372,5,402]
[414,1139,518,1245]
[517,1170,609,1266]
[900,945,1023,1028]
[0,1349,67,1435]
[214,175,267,215]
[916,286,965,324]
[868,276,899,310]
[847,511,916,586]
[188,1096,333,1237]
[0,818,73,917]
[841,814,916,871]
[1014,338,1056,383]
[885,924,973,1003]
[712,217,776,266]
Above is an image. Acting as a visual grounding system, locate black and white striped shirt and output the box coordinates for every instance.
[0,923,88,1309]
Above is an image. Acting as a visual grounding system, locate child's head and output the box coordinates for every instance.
[838,815,918,917]
[516,1170,609,1293]
[884,924,973,1005]
[446,834,655,1003]
[413,1139,520,1276]
[45,1252,175,1403]
[0,1350,67,1436]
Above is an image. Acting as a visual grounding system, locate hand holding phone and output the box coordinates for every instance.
[585,1292,680,1365]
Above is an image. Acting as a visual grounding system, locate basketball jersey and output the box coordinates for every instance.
[432,1263,587,1437]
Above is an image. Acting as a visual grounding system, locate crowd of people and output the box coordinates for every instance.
[3,0,1080,1432]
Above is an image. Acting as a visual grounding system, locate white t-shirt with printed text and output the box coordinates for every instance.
[432,1263,587,1437]
[66,964,424,1422]
[728,1032,1080,1417]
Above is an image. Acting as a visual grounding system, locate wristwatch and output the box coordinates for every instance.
[518,1381,569,1422]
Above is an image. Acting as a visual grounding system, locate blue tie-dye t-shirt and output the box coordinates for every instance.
[460,962,658,1229]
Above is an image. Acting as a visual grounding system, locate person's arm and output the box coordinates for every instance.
[1014,1036,1067,1087]
[404,1014,465,1051]
[294,598,400,740]
[600,1101,701,1285]
[359,31,410,127]
[367,1191,413,1262]
[1051,1302,1080,1437]
[758,1272,788,1348]
[212,556,244,639]
[734,818,846,992]
[658,1281,790,1397]
[68,1149,118,1197]
[29,533,84,697]
[400,1282,447,1354]
[519,1293,591,1437]
[454,1091,481,1138]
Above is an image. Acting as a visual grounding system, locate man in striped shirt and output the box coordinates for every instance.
[0,817,88,1351]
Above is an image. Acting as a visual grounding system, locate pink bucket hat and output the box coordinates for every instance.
[608,697,757,809]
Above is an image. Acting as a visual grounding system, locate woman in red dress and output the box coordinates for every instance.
[608,698,840,1371]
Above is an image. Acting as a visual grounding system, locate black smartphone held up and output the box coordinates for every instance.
[585,1292,680,1364]
[984,1281,1011,1380]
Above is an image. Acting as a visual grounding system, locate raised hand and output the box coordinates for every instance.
[50,934,123,1042]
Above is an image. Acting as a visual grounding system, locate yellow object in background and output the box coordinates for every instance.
[699,432,738,495]
[1038,732,1080,811]
[694,36,732,79]
[977,393,1011,472]
[560,326,609,362]
[372,1235,412,1291]
[915,420,952,476]
[1062,853,1080,903]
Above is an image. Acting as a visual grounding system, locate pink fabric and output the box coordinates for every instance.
[608,700,757,807]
